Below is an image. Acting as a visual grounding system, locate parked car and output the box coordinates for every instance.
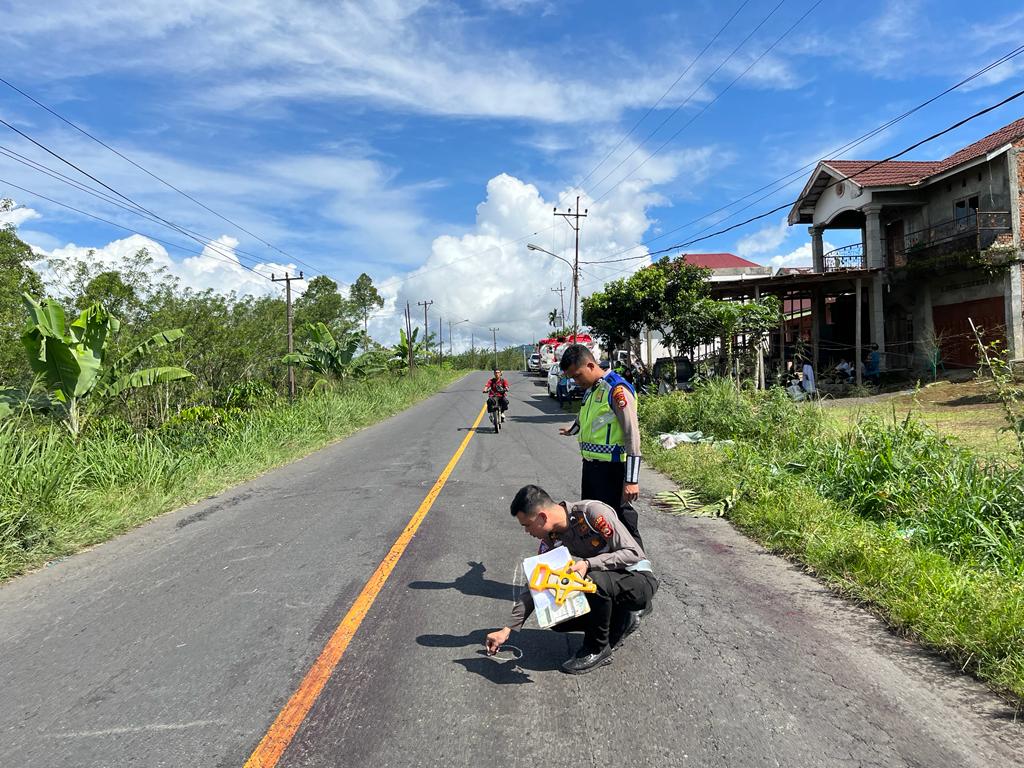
[547,363,581,401]
[527,353,543,374]
[653,356,695,392]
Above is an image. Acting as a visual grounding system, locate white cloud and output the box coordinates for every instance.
[0,1,797,125]
[736,217,789,257]
[0,204,41,228]
[30,233,297,298]
[372,170,667,349]
[765,239,837,268]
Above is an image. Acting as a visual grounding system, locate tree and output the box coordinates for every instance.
[0,295,193,436]
[282,323,360,383]
[348,273,384,351]
[293,275,353,333]
[705,296,781,383]
[392,326,426,371]
[0,203,43,386]
[76,270,142,323]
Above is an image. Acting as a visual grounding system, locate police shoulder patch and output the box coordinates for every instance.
[611,385,628,410]
[592,514,614,539]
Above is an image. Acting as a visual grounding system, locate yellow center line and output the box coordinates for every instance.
[243,401,488,768]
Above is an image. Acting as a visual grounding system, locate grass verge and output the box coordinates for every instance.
[0,368,466,582]
[640,381,1024,701]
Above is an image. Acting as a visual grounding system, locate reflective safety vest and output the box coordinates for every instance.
[578,371,635,462]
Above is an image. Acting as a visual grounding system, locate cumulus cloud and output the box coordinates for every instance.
[736,217,789,258]
[30,233,298,298]
[0,204,41,228]
[765,239,837,268]
[372,172,664,350]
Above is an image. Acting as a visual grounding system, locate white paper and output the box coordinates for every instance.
[522,545,591,628]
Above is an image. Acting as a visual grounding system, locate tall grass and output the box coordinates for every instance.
[0,368,464,580]
[640,380,1024,698]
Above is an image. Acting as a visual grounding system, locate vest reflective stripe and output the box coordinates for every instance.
[578,371,634,463]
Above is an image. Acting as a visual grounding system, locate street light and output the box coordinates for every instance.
[448,318,470,356]
[527,243,579,340]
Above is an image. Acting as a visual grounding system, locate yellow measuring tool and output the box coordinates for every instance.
[529,561,597,606]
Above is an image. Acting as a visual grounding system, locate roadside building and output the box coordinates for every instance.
[710,116,1024,379]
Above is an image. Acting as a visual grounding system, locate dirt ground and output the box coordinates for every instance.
[822,377,1016,461]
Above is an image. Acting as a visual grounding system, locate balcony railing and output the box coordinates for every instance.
[822,242,865,272]
[896,211,1012,267]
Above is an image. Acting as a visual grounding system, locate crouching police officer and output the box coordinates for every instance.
[485,485,657,675]
[558,344,644,548]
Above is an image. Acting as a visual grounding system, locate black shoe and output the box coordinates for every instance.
[561,645,612,675]
[609,610,641,649]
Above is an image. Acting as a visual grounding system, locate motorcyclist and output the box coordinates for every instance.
[483,369,510,421]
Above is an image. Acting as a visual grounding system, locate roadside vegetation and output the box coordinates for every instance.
[640,380,1024,700]
[0,207,515,580]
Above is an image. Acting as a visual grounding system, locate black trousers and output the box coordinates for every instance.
[551,570,658,652]
[487,396,508,412]
[581,459,643,549]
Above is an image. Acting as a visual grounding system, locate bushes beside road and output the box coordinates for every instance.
[0,368,463,581]
[640,380,1024,699]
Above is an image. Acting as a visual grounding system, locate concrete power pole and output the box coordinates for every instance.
[418,300,433,358]
[404,301,414,372]
[438,315,443,366]
[271,271,304,400]
[554,196,587,341]
[551,282,566,330]
[489,327,499,370]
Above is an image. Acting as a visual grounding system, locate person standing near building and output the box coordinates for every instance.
[558,344,644,548]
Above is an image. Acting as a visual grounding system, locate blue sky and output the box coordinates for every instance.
[1,0,1023,347]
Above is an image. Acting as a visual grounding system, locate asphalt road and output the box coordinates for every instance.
[1,371,1022,768]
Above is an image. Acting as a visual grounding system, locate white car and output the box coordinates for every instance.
[546,363,561,397]
[528,353,543,374]
[547,363,579,400]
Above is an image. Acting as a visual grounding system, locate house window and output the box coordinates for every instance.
[954,195,979,230]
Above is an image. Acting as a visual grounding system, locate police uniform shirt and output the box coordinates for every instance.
[565,372,642,483]
[508,501,652,629]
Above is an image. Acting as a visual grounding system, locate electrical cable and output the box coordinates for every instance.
[584,84,1024,270]
[592,0,826,204]
[0,74,328,276]
[569,0,755,195]
[0,176,278,282]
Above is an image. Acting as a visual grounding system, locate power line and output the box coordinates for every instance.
[0,143,282,272]
[570,0,755,194]
[0,176,279,282]
[647,85,1024,257]
[0,75,327,276]
[592,0,825,204]
[0,115,287,281]
[579,43,1024,271]
[584,0,791,202]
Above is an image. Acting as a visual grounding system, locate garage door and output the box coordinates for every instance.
[932,296,1006,368]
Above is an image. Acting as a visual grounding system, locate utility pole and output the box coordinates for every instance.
[551,282,566,330]
[271,271,304,400]
[418,300,433,355]
[489,327,499,370]
[438,315,443,366]
[404,301,414,372]
[553,196,587,341]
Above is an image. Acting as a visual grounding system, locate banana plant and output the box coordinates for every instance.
[282,322,360,381]
[0,294,193,436]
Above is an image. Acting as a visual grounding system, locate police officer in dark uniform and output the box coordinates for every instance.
[485,485,657,674]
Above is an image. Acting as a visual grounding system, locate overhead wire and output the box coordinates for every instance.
[0,75,328,276]
[0,143,283,273]
[642,85,1024,258]
[569,0,755,196]
[0,176,278,281]
[578,43,1024,275]
[592,0,826,204]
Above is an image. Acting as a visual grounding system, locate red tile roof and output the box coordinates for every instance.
[683,252,762,269]
[824,115,1024,188]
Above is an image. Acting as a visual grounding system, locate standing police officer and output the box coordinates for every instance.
[558,344,644,548]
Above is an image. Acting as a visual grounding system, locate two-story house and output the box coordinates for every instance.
[783,116,1024,372]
